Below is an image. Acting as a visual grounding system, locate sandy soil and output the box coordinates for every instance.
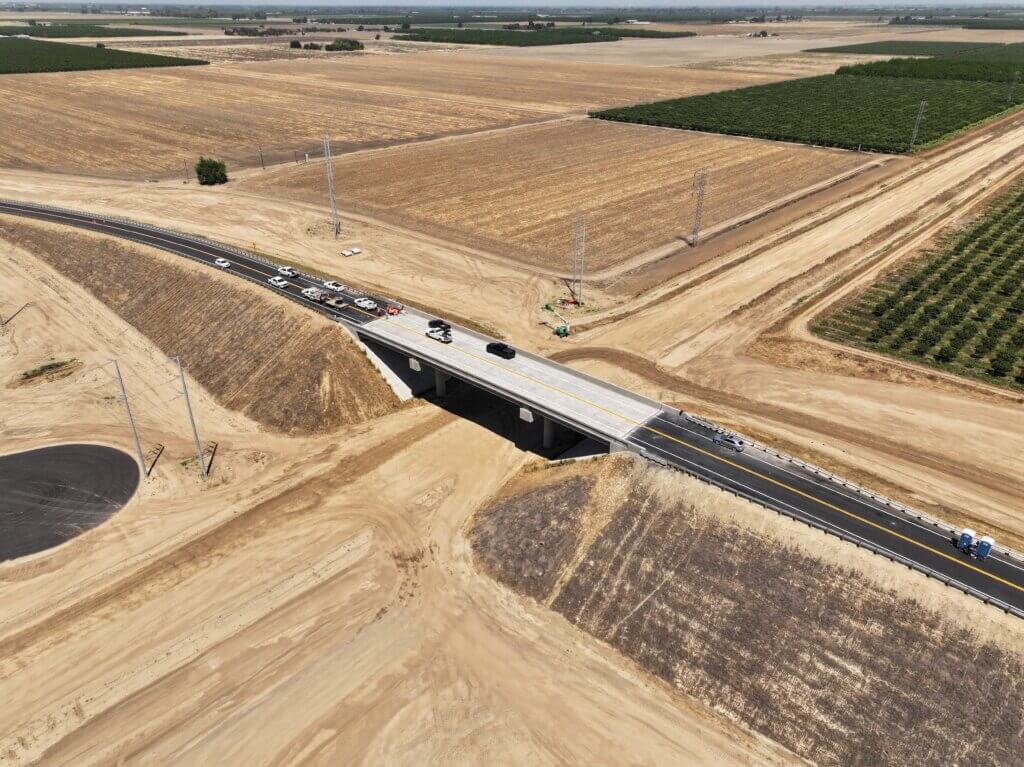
[564,116,1024,547]
[0,234,796,765]
[0,50,785,179]
[0,218,398,434]
[241,118,869,273]
[472,455,1024,767]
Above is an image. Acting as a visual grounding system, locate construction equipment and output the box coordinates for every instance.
[554,325,570,338]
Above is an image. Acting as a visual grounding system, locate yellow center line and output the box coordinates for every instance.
[373,312,1024,598]
[23,206,1021,599]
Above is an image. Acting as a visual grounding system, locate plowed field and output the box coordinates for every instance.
[0,52,778,178]
[245,118,869,272]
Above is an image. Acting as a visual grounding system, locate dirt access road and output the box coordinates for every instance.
[567,114,1024,548]
[0,230,795,765]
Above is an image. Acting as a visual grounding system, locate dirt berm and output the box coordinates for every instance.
[0,218,398,434]
[470,455,1024,767]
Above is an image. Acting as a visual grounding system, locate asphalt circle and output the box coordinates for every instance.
[0,444,139,562]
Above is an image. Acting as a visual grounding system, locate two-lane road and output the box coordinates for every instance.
[3,198,1023,618]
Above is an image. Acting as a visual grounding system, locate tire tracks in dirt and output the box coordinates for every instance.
[0,409,453,664]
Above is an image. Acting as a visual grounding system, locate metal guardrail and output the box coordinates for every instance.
[639,444,1024,620]
[5,198,1022,615]
[681,411,1024,568]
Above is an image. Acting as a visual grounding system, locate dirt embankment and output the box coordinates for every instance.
[0,218,398,434]
[471,456,1024,767]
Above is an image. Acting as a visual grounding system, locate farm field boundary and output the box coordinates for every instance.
[0,37,206,74]
[0,24,186,37]
[592,74,1024,153]
[813,180,1024,392]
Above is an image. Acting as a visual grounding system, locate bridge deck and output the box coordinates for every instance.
[361,309,661,443]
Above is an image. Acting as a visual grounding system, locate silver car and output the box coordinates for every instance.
[713,434,745,452]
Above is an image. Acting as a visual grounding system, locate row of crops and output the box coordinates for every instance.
[0,38,206,74]
[592,75,1023,153]
[814,184,1024,388]
[393,26,694,46]
[594,37,1024,153]
[0,24,185,38]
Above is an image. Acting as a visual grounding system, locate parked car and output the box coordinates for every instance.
[713,434,745,452]
[426,327,452,344]
[268,276,289,289]
[214,257,231,269]
[428,318,451,332]
[486,342,516,360]
[325,296,347,310]
[354,297,378,311]
[323,280,345,292]
[277,266,298,278]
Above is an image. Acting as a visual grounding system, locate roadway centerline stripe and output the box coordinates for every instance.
[9,203,1019,598]
[373,314,1024,597]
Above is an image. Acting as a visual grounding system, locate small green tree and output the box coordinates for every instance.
[290,39,301,49]
[195,157,228,186]
[95,42,105,49]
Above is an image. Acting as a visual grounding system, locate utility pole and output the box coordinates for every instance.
[1009,70,1020,104]
[571,211,586,305]
[258,144,265,170]
[183,159,190,184]
[908,100,928,152]
[174,355,206,479]
[110,359,145,474]
[323,133,340,238]
[692,167,708,246]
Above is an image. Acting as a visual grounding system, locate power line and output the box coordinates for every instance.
[571,211,586,305]
[323,133,340,238]
[692,168,708,246]
[109,359,145,474]
[173,356,207,479]
[908,100,928,152]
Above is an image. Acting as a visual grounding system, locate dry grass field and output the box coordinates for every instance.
[245,118,869,272]
[0,218,398,433]
[0,51,784,178]
[471,455,1024,767]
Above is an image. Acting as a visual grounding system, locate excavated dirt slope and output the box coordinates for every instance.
[471,456,1024,767]
[0,218,398,434]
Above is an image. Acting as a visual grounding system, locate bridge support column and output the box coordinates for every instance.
[543,417,554,449]
[434,369,448,397]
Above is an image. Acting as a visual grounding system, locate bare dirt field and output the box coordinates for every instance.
[472,455,1024,767]
[0,50,784,179]
[0,227,798,765]
[242,118,871,273]
[564,114,1024,549]
[688,50,893,77]
[0,217,398,434]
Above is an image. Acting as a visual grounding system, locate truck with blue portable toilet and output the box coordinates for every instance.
[975,535,994,561]
[957,529,975,552]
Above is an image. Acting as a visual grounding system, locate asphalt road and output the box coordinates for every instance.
[0,443,139,561]
[3,198,1023,616]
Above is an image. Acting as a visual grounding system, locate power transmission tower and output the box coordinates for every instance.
[571,211,586,305]
[174,355,207,479]
[322,133,340,238]
[692,168,708,246]
[908,100,928,152]
[110,359,145,474]
[1009,70,1020,103]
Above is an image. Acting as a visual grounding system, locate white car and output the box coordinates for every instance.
[301,287,324,301]
[268,276,289,289]
[214,257,231,269]
[341,250,354,258]
[277,266,298,278]
[354,297,378,311]
[426,327,452,344]
[323,280,345,292]
[350,247,362,255]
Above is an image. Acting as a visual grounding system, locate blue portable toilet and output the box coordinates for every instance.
[976,536,994,560]
[958,529,976,551]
